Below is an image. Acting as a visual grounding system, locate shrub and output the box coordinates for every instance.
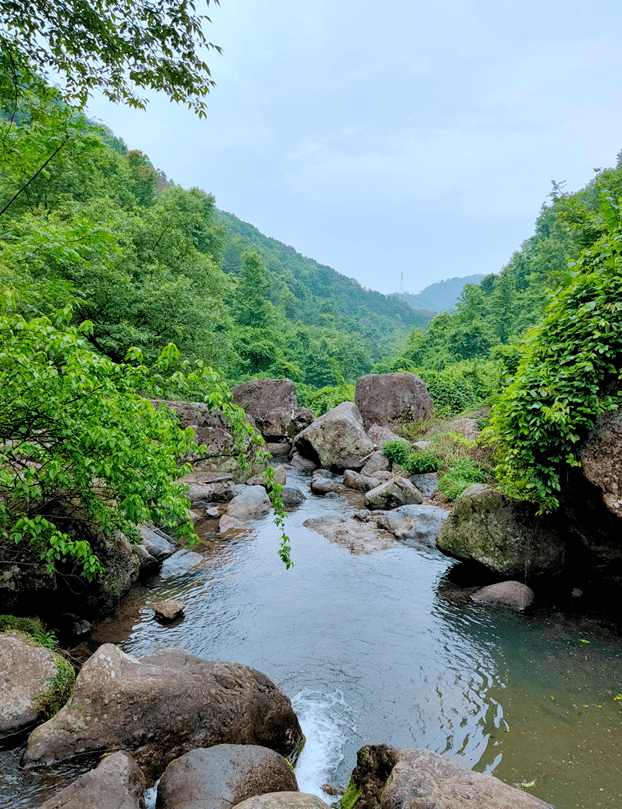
[438,458,488,501]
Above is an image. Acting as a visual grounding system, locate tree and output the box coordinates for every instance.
[0,0,221,113]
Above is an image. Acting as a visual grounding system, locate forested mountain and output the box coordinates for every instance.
[396,274,486,313]
[0,87,431,399]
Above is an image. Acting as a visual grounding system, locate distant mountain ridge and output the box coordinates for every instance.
[397,274,486,313]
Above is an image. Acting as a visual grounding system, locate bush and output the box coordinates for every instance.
[437,458,488,501]
[382,439,442,474]
[0,300,265,578]
[489,195,622,510]
[297,383,355,416]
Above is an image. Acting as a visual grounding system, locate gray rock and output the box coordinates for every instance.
[205,507,220,519]
[234,794,330,809]
[370,471,392,481]
[436,485,566,578]
[153,598,186,622]
[310,477,344,495]
[347,744,553,809]
[0,632,74,743]
[360,450,391,476]
[364,479,423,510]
[375,505,449,548]
[133,543,160,577]
[157,744,298,809]
[280,486,306,507]
[220,514,247,534]
[139,525,176,561]
[408,472,440,497]
[366,426,403,448]
[37,750,146,809]
[159,549,203,577]
[444,417,480,441]
[23,645,304,786]
[266,442,293,459]
[232,379,298,440]
[289,452,317,471]
[247,465,287,488]
[294,402,375,472]
[343,470,379,492]
[304,516,395,554]
[355,373,434,430]
[471,581,535,610]
[227,486,272,520]
[412,441,432,452]
[580,407,622,518]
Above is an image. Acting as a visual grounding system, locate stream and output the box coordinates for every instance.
[2,467,622,808]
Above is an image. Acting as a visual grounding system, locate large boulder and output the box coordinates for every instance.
[37,751,146,809]
[157,744,298,809]
[346,744,553,809]
[355,374,434,431]
[0,632,74,744]
[294,402,374,471]
[23,645,304,785]
[366,426,403,449]
[304,516,395,554]
[226,486,272,521]
[234,795,330,809]
[374,505,449,549]
[436,484,565,578]
[232,379,299,440]
[364,479,423,510]
[578,408,622,518]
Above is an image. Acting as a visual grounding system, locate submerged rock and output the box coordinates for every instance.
[355,373,434,430]
[157,744,298,809]
[152,598,186,622]
[280,486,306,507]
[294,402,374,471]
[364,478,423,510]
[436,485,565,578]
[0,632,74,744]
[23,645,304,786]
[346,744,553,809]
[37,750,145,809]
[304,516,395,554]
[471,581,535,610]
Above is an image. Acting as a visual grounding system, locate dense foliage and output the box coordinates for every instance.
[489,194,622,510]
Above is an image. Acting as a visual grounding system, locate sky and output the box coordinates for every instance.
[87,0,622,296]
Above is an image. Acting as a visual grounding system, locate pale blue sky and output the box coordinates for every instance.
[87,0,622,295]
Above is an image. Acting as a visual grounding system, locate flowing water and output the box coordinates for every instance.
[2,468,622,808]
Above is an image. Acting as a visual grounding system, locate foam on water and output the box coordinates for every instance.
[292,689,359,801]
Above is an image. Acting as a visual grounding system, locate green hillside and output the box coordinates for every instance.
[397,274,486,313]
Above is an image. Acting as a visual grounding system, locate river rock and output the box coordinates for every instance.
[289,453,317,472]
[139,526,176,561]
[343,470,379,492]
[247,466,287,487]
[375,505,449,548]
[37,750,146,809]
[304,516,395,554]
[232,379,298,440]
[472,581,535,610]
[355,373,434,431]
[436,484,566,578]
[23,645,304,785]
[579,407,622,519]
[0,632,74,743]
[310,477,345,495]
[134,543,160,578]
[220,514,247,534]
[364,479,423,510]
[159,549,203,577]
[227,486,272,520]
[157,744,298,809]
[266,441,293,459]
[366,426,404,449]
[370,471,392,482]
[234,795,330,809]
[347,744,553,809]
[412,441,432,452]
[408,472,439,497]
[360,451,391,476]
[153,598,185,622]
[281,486,306,507]
[294,402,374,471]
[444,416,480,441]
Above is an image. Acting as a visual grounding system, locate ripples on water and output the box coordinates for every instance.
[3,470,622,808]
